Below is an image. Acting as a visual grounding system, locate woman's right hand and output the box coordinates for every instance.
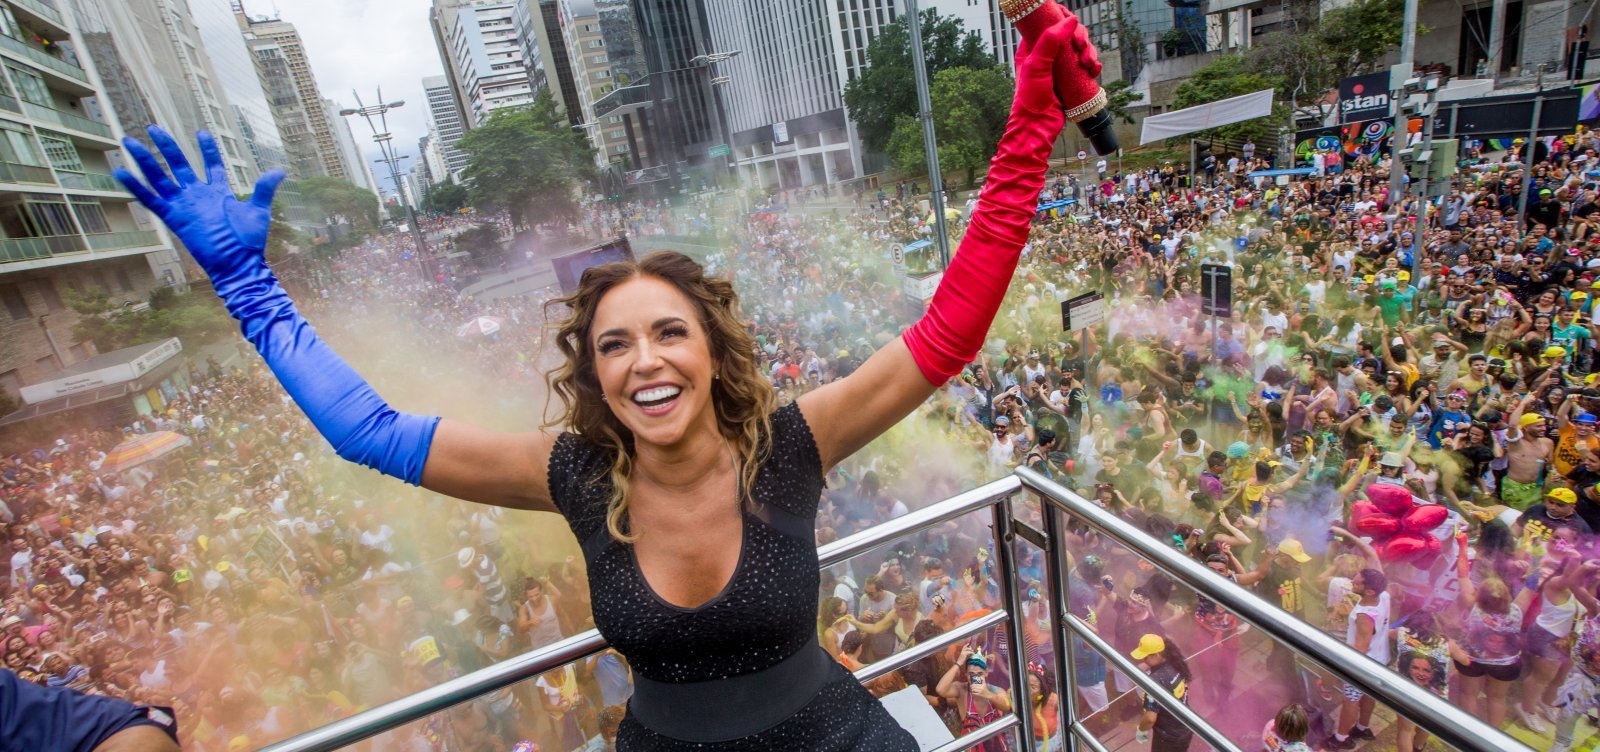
[113,126,286,285]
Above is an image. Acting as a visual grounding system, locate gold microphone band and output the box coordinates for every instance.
[1000,0,1046,22]
[1065,88,1108,123]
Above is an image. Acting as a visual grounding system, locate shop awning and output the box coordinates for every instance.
[0,339,185,427]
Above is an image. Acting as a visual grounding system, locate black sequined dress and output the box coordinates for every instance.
[547,402,920,750]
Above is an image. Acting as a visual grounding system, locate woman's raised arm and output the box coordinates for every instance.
[115,126,556,513]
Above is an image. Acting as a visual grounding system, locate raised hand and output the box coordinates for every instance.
[113,125,286,284]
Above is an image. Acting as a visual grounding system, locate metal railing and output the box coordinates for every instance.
[0,160,55,185]
[0,233,80,261]
[57,170,124,192]
[20,100,112,139]
[85,230,160,251]
[259,470,1529,752]
[0,34,87,85]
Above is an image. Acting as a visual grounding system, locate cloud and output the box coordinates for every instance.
[242,0,442,179]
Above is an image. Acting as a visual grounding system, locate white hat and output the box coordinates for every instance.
[450,608,472,626]
[457,547,476,568]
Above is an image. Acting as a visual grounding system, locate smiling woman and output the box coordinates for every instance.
[108,0,1107,747]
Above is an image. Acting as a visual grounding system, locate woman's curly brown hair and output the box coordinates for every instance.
[543,251,775,542]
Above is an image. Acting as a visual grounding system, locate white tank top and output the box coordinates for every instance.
[1347,591,1392,664]
[1536,591,1579,637]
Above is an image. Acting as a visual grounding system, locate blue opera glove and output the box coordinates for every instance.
[114,126,439,484]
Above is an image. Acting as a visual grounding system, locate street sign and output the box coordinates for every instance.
[709,143,730,158]
[1061,291,1106,332]
[1076,150,1087,161]
[1200,264,1233,317]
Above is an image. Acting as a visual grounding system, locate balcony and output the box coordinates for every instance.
[5,0,68,36]
[0,233,81,262]
[0,34,89,90]
[20,100,114,141]
[85,230,160,251]
[0,161,55,185]
[57,170,124,193]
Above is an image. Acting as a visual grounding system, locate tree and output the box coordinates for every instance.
[67,286,235,353]
[459,90,596,230]
[1318,0,1406,73]
[1104,79,1144,124]
[292,176,380,236]
[425,181,469,215]
[842,9,995,154]
[1170,53,1290,143]
[887,66,1013,187]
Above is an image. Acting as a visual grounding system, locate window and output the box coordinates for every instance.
[71,200,109,234]
[38,135,81,173]
[6,67,47,107]
[0,283,27,320]
[115,268,133,292]
[0,124,41,166]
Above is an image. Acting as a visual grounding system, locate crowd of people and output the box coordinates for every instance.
[6,118,1600,752]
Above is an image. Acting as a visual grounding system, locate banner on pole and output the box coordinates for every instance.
[1139,89,1275,145]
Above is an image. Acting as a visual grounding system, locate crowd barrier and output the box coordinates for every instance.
[259,470,1528,752]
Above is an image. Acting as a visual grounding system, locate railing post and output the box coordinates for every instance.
[992,494,1037,749]
[1040,501,1078,752]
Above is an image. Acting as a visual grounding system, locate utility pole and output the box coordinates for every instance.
[1517,64,1548,229]
[905,0,951,269]
[339,89,431,284]
[1387,0,1419,210]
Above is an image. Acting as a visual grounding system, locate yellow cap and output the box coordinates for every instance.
[1575,291,1591,300]
[1397,271,1411,280]
[1130,633,1166,661]
[1276,539,1313,563]
[1548,487,1579,505]
[213,561,232,573]
[1520,413,1547,428]
[1545,346,1569,359]
[1363,274,1375,284]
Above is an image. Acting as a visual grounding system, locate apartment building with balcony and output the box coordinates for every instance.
[0,0,182,410]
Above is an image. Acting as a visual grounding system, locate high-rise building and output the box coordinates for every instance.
[559,0,637,168]
[706,0,1009,189]
[422,74,468,179]
[632,0,720,169]
[238,13,350,181]
[0,0,185,410]
[520,0,581,125]
[192,0,287,180]
[441,2,540,126]
[324,98,377,195]
[67,0,256,187]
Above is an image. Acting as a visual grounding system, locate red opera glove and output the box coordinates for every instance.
[1006,0,1116,154]
[901,17,1070,384]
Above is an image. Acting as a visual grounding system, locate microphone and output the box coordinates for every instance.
[1001,0,1119,155]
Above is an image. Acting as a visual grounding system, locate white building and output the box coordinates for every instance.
[442,2,540,126]
[706,0,1011,190]
[422,74,469,179]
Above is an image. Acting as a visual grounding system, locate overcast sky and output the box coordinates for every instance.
[242,0,443,192]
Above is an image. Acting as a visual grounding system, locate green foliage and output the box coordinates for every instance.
[67,286,235,353]
[425,181,469,215]
[842,9,995,154]
[459,90,596,230]
[1171,54,1291,143]
[263,204,308,264]
[887,66,1013,187]
[1104,79,1143,124]
[452,224,505,263]
[1162,0,1404,140]
[291,176,381,238]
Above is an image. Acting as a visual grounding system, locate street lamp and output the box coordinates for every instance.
[337,88,431,282]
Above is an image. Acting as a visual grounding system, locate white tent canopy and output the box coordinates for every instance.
[1139,89,1276,145]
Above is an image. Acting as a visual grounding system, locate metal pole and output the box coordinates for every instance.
[1517,68,1545,229]
[1388,0,1419,210]
[991,496,1037,748]
[904,0,952,269]
[1041,502,1080,752]
[1412,81,1436,276]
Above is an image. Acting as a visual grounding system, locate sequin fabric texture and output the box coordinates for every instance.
[547,402,919,750]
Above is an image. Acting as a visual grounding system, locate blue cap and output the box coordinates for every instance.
[1576,413,1599,425]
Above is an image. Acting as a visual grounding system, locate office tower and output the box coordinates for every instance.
[439,2,540,126]
[237,12,350,181]
[521,0,581,125]
[422,74,468,179]
[192,0,288,180]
